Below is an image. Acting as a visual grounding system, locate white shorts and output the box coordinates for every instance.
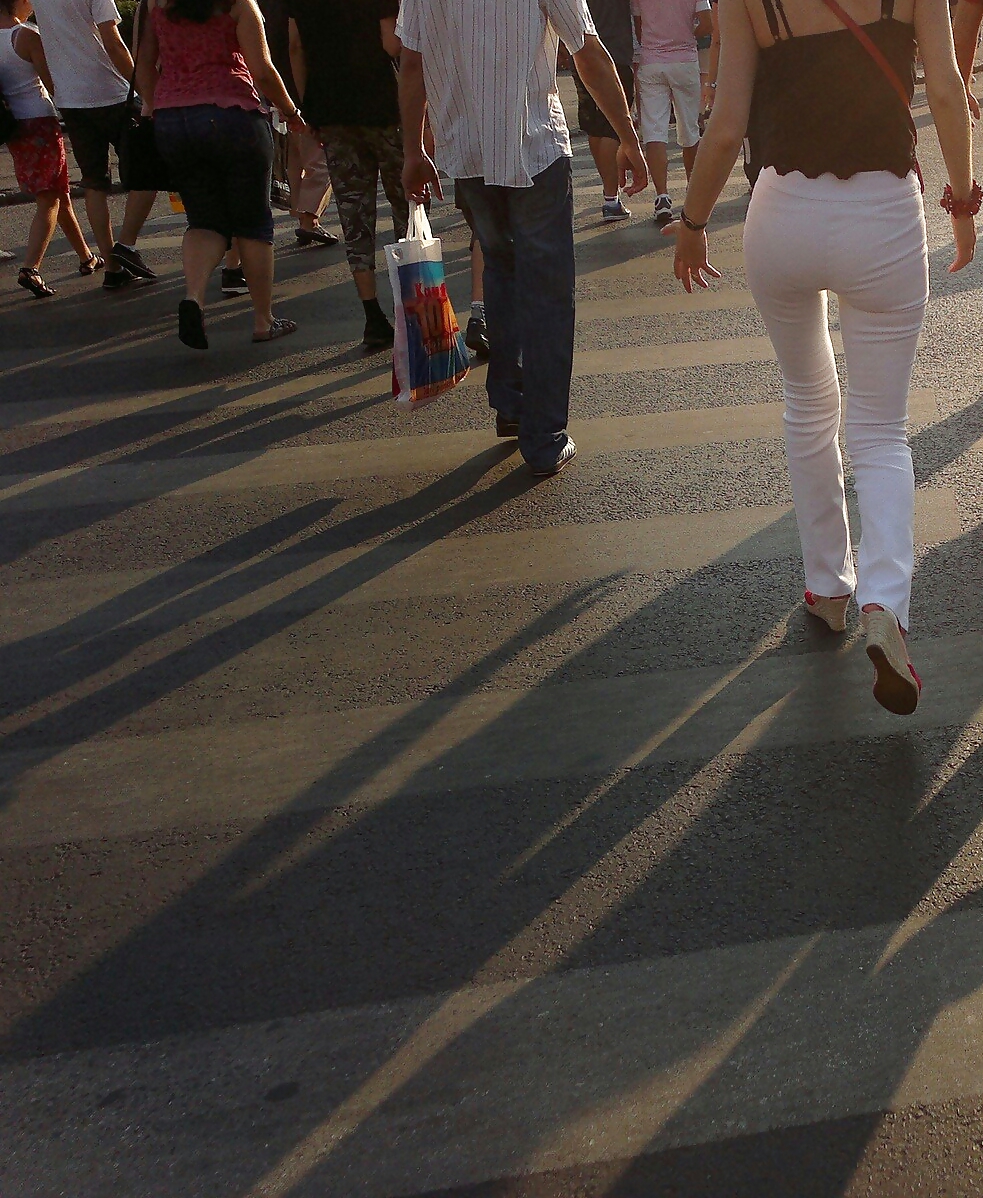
[636,60,702,149]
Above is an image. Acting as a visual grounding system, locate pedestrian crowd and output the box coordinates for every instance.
[1,0,982,717]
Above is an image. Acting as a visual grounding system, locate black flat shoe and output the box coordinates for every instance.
[295,226,339,247]
[18,267,55,298]
[178,299,208,350]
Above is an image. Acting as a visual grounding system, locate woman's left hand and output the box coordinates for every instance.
[662,222,722,293]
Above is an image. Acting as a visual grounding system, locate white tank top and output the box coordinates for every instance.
[0,25,56,120]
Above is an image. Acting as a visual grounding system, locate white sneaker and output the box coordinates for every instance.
[531,438,577,477]
[654,194,673,227]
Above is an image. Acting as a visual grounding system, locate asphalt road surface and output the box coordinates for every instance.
[2,81,983,1197]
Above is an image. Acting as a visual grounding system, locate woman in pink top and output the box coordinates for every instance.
[135,0,306,348]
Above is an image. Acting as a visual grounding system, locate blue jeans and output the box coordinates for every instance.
[456,156,575,470]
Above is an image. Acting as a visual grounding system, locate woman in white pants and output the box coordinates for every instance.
[667,0,976,715]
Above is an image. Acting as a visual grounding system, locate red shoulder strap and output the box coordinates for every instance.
[816,0,922,189]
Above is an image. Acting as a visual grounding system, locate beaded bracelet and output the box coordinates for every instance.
[940,181,983,218]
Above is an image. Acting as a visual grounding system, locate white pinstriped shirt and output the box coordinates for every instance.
[396,0,596,189]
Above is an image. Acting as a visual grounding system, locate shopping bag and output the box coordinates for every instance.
[386,201,470,409]
[270,113,292,211]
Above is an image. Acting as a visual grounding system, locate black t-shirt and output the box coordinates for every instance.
[586,0,633,66]
[285,0,400,128]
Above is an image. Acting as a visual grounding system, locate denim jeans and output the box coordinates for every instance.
[456,156,575,470]
[154,105,275,244]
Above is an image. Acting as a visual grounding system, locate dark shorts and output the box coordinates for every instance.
[154,104,275,244]
[572,61,635,141]
[61,99,132,191]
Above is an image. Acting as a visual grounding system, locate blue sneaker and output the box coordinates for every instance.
[602,196,632,221]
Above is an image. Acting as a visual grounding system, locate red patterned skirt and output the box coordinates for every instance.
[7,115,70,197]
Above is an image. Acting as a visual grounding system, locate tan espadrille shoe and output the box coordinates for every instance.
[862,606,922,716]
[804,590,851,633]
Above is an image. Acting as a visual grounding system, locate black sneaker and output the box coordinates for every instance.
[221,267,249,296]
[495,413,520,438]
[102,266,133,291]
[465,315,489,358]
[363,313,395,351]
[111,243,157,280]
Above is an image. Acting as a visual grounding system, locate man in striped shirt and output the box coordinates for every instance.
[397,0,647,477]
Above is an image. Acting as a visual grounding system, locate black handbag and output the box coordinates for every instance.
[0,90,19,147]
[117,0,170,190]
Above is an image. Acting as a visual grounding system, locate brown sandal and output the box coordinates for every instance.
[252,316,298,342]
[79,254,105,276]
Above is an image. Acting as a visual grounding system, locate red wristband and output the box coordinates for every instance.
[941,181,983,218]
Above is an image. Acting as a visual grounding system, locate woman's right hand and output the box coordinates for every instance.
[949,213,977,273]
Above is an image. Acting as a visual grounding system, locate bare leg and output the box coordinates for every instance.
[56,195,93,262]
[588,134,620,196]
[119,190,157,246]
[237,237,276,335]
[84,188,116,267]
[24,192,60,270]
[182,227,227,308]
[682,144,699,180]
[471,239,484,303]
[353,267,377,301]
[644,142,669,196]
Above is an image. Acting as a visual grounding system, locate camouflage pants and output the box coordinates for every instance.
[318,124,409,273]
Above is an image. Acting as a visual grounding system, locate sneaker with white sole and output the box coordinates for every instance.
[531,437,577,477]
[653,194,673,227]
[602,197,631,221]
[221,267,249,296]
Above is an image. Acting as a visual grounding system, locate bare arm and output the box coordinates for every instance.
[694,10,712,38]
[667,0,757,289]
[703,3,720,109]
[13,25,55,96]
[952,0,983,115]
[288,16,306,102]
[233,0,301,121]
[133,1,160,107]
[399,46,442,201]
[571,34,648,192]
[380,15,401,58]
[98,17,134,80]
[917,0,976,270]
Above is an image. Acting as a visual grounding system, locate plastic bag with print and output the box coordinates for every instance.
[386,201,470,409]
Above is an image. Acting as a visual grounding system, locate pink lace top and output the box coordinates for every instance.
[150,6,262,111]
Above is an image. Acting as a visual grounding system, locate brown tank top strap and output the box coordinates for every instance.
[761,0,794,40]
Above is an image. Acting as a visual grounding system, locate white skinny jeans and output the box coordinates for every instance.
[744,167,928,630]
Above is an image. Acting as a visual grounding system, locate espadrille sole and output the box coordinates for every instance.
[863,608,920,716]
[804,591,850,633]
